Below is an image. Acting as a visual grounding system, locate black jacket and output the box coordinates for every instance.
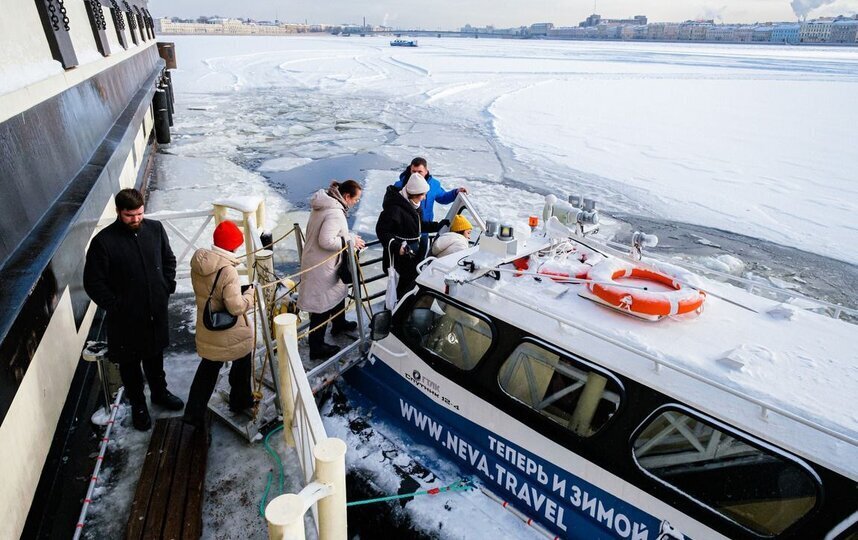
[83,218,176,356]
[375,186,442,284]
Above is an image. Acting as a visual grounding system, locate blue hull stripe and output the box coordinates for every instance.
[346,356,684,540]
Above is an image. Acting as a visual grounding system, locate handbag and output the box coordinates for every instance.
[385,267,399,311]
[385,240,399,310]
[203,267,238,331]
[337,237,355,285]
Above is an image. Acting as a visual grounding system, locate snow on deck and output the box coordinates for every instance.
[419,240,858,479]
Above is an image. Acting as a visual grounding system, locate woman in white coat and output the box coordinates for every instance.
[297,180,365,359]
[431,214,473,258]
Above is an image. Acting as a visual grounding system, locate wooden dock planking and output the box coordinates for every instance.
[181,421,209,540]
[126,420,169,540]
[124,416,209,540]
[161,426,194,539]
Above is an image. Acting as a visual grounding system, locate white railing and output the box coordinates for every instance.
[143,208,215,278]
[149,199,349,537]
[270,314,347,539]
[273,314,329,481]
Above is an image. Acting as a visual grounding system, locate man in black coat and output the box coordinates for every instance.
[84,189,183,430]
[376,174,448,298]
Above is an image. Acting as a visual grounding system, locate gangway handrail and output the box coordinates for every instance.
[442,192,486,232]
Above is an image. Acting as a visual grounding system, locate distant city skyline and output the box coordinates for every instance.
[149,0,858,28]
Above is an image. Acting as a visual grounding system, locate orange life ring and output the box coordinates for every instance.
[586,260,706,317]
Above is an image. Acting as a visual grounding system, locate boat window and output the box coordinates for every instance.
[397,294,492,370]
[497,342,621,437]
[632,409,819,536]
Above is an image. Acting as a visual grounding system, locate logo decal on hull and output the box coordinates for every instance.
[398,395,687,539]
[405,369,460,410]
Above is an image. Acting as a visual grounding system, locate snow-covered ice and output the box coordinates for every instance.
[168,35,858,265]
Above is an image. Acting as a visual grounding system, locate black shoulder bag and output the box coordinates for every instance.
[337,237,356,285]
[203,267,238,331]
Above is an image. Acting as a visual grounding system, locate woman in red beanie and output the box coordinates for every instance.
[184,220,256,427]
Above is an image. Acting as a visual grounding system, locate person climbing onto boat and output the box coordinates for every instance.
[83,188,183,431]
[431,214,473,258]
[297,180,366,360]
[184,220,256,428]
[392,157,467,222]
[377,173,449,298]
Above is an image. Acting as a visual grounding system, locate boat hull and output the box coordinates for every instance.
[345,346,722,539]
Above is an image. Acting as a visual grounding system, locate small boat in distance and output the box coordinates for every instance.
[391,38,418,47]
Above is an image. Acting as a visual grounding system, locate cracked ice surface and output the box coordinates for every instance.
[167,35,858,266]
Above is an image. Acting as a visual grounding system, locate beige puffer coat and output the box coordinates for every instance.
[431,232,469,258]
[190,246,255,361]
[297,189,351,314]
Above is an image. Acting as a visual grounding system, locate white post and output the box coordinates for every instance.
[274,313,297,447]
[256,249,276,312]
[315,438,348,540]
[257,199,267,233]
[212,203,228,225]
[243,211,257,281]
[265,494,306,540]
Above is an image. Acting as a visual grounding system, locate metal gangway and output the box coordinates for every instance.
[144,196,390,538]
[142,193,489,538]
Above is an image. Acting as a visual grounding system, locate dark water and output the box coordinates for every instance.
[323,386,441,539]
[262,153,400,211]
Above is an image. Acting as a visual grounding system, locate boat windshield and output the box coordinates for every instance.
[398,295,493,370]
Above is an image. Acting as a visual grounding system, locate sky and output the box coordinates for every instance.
[149,0,858,28]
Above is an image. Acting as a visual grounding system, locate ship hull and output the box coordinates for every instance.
[0,42,163,537]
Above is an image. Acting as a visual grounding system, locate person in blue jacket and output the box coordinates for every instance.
[392,157,468,221]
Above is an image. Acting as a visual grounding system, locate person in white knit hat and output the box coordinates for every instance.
[392,157,468,221]
[376,173,449,297]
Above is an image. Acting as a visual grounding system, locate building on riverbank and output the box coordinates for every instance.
[157,17,391,36]
[157,13,858,45]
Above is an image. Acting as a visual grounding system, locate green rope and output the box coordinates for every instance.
[259,472,273,517]
[258,427,472,515]
[259,425,285,516]
[346,479,473,507]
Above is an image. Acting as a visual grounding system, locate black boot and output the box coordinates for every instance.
[131,402,152,431]
[310,342,341,360]
[151,389,185,411]
[331,320,358,336]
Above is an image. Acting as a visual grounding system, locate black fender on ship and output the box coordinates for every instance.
[153,86,171,144]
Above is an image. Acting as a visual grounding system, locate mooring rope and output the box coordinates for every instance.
[259,246,348,290]
[346,478,474,507]
[258,425,286,517]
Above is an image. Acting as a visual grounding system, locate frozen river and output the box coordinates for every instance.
[156,34,858,309]
[119,35,858,538]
